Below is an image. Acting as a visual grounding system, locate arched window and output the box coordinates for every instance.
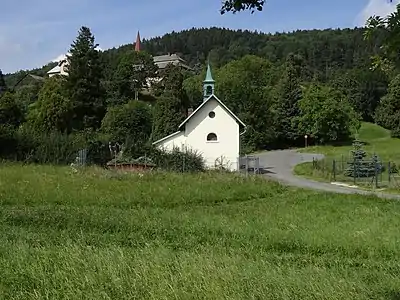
[207,133,218,141]
[206,85,213,95]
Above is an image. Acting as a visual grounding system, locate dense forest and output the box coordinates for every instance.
[4,27,383,86]
[0,22,398,167]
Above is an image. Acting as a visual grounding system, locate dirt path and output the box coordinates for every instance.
[257,150,400,200]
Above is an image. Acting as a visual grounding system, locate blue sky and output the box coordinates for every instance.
[1,0,398,73]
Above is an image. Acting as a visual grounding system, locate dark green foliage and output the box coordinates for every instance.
[101,100,153,145]
[0,69,7,95]
[64,26,106,130]
[149,146,205,173]
[273,53,304,146]
[6,26,385,89]
[152,67,188,142]
[152,92,187,141]
[106,144,205,173]
[375,74,400,136]
[365,4,400,75]
[390,162,398,174]
[27,76,71,133]
[297,84,360,144]
[0,126,112,166]
[216,55,277,151]
[0,125,17,157]
[111,50,157,104]
[0,25,394,162]
[0,92,23,127]
[330,68,388,122]
[220,0,265,14]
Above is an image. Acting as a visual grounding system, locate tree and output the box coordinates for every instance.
[64,26,106,130]
[297,84,360,144]
[27,77,72,133]
[111,50,158,104]
[364,3,400,75]
[0,69,7,95]
[330,68,388,122]
[220,0,265,14]
[152,91,187,142]
[375,74,400,137]
[217,55,277,151]
[344,138,383,178]
[0,92,23,127]
[101,100,152,145]
[273,53,304,146]
[152,64,190,142]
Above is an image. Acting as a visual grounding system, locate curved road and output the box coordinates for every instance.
[258,150,400,200]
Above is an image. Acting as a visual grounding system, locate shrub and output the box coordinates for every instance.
[149,146,205,173]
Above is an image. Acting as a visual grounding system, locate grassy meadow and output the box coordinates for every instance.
[295,122,400,189]
[1,164,400,298]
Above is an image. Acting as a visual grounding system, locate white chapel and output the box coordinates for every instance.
[153,64,246,171]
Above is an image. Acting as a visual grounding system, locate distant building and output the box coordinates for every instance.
[134,31,191,73]
[47,55,69,77]
[153,64,246,171]
[47,31,192,80]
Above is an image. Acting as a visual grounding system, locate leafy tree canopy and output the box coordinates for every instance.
[27,77,72,133]
[0,92,23,127]
[364,3,400,75]
[220,0,265,14]
[375,74,400,137]
[297,84,360,144]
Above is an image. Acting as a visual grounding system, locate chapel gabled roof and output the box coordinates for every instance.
[178,94,246,130]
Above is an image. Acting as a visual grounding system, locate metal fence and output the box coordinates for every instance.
[311,156,400,189]
[239,155,261,175]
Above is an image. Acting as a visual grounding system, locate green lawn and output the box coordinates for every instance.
[295,123,400,189]
[1,164,400,298]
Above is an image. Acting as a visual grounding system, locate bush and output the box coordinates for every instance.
[113,145,205,173]
[0,126,112,166]
[149,147,205,173]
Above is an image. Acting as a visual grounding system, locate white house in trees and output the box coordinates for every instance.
[47,54,70,77]
[153,64,246,171]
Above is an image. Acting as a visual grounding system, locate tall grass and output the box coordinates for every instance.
[1,164,400,299]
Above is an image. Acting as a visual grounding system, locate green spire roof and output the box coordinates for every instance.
[204,63,215,83]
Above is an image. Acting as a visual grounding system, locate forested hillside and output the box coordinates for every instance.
[0,23,396,165]
[4,26,381,86]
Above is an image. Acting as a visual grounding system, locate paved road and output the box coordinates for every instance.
[257,149,400,200]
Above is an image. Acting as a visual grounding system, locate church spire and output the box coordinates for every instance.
[203,62,215,101]
[134,31,141,52]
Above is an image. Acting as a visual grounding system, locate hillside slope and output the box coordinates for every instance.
[4,26,380,88]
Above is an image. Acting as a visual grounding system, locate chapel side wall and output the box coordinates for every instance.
[184,99,240,170]
[156,132,186,151]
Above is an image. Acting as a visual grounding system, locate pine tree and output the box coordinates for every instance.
[345,138,366,177]
[0,69,7,95]
[64,26,105,131]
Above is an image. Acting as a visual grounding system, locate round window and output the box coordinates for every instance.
[208,111,215,118]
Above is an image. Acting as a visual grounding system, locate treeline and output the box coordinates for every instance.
[4,27,382,88]
[0,27,202,169]
[0,25,398,166]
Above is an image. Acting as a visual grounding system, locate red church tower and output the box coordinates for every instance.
[134,31,141,52]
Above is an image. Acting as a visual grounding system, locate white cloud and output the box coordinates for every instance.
[355,0,400,26]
